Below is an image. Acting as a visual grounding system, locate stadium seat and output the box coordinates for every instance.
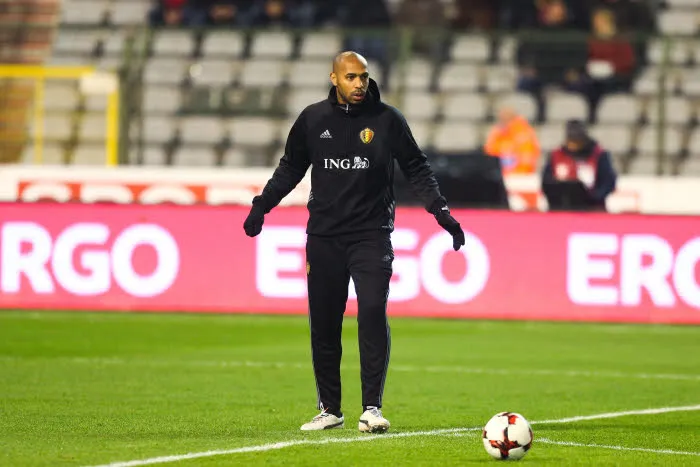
[79,115,108,143]
[493,92,538,122]
[61,0,107,25]
[109,1,151,25]
[286,88,327,117]
[449,35,491,62]
[180,117,225,144]
[680,69,700,95]
[433,123,479,152]
[52,29,103,55]
[627,155,661,175]
[390,58,434,90]
[681,157,700,175]
[40,115,74,141]
[151,31,195,57]
[596,95,642,125]
[143,116,176,144]
[300,33,342,59]
[190,60,235,86]
[496,37,517,63]
[658,10,699,36]
[130,145,167,166]
[222,147,247,166]
[636,126,684,158]
[633,67,677,95]
[201,31,246,59]
[536,124,564,154]
[647,38,690,65]
[144,58,188,85]
[402,92,439,122]
[250,31,294,58]
[239,59,288,87]
[43,83,79,111]
[484,65,518,92]
[72,145,107,165]
[229,117,278,146]
[546,93,588,122]
[666,0,700,6]
[84,94,109,112]
[95,56,122,73]
[589,125,633,155]
[408,121,432,149]
[279,118,296,140]
[143,86,182,114]
[692,40,700,64]
[437,63,480,92]
[289,60,333,88]
[47,55,93,66]
[687,129,700,156]
[102,31,126,56]
[21,144,64,165]
[172,147,217,166]
[441,93,488,121]
[646,97,693,125]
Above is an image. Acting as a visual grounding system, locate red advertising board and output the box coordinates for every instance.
[0,202,698,324]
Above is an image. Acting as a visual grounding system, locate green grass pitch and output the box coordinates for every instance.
[1,311,699,466]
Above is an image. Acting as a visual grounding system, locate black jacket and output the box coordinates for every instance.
[253,78,446,236]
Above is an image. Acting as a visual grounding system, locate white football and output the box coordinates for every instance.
[482,412,533,460]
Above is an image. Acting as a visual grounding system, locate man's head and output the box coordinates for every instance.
[592,8,617,38]
[565,120,588,151]
[497,106,518,127]
[331,51,370,105]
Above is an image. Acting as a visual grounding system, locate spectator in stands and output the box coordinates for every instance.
[499,0,537,29]
[452,0,498,30]
[338,0,392,67]
[394,0,449,60]
[586,0,655,32]
[149,0,191,26]
[587,8,636,119]
[541,119,617,211]
[248,0,315,28]
[516,0,590,121]
[190,0,254,26]
[484,106,541,175]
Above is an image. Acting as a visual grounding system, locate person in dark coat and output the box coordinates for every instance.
[541,120,617,211]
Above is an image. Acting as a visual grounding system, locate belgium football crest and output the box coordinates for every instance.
[360,128,374,144]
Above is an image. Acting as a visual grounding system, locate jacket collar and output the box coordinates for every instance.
[327,78,381,115]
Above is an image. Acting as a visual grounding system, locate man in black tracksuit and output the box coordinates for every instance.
[243,51,465,433]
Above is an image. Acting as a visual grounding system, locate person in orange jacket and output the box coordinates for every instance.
[484,106,541,175]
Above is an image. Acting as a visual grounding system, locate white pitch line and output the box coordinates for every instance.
[532,404,700,425]
[4,356,699,382]
[85,404,700,467]
[538,438,700,457]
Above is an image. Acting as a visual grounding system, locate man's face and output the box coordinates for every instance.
[566,139,583,151]
[498,108,516,127]
[331,57,370,105]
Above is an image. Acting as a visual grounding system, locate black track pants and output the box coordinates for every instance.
[305,231,393,414]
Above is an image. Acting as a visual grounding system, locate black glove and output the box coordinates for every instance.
[432,204,465,251]
[243,199,266,237]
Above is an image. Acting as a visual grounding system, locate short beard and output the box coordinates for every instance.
[336,88,352,105]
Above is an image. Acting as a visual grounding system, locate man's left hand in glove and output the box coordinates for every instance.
[432,203,465,251]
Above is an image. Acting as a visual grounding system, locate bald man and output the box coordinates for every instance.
[244,51,465,433]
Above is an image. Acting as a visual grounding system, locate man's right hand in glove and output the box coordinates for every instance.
[243,200,266,237]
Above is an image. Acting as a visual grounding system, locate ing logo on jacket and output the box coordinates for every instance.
[352,156,370,169]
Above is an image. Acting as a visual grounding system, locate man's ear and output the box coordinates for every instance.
[330,72,337,87]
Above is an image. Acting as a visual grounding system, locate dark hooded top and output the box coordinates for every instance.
[253,78,447,236]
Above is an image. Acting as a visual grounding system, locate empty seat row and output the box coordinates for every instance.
[657,9,700,36]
